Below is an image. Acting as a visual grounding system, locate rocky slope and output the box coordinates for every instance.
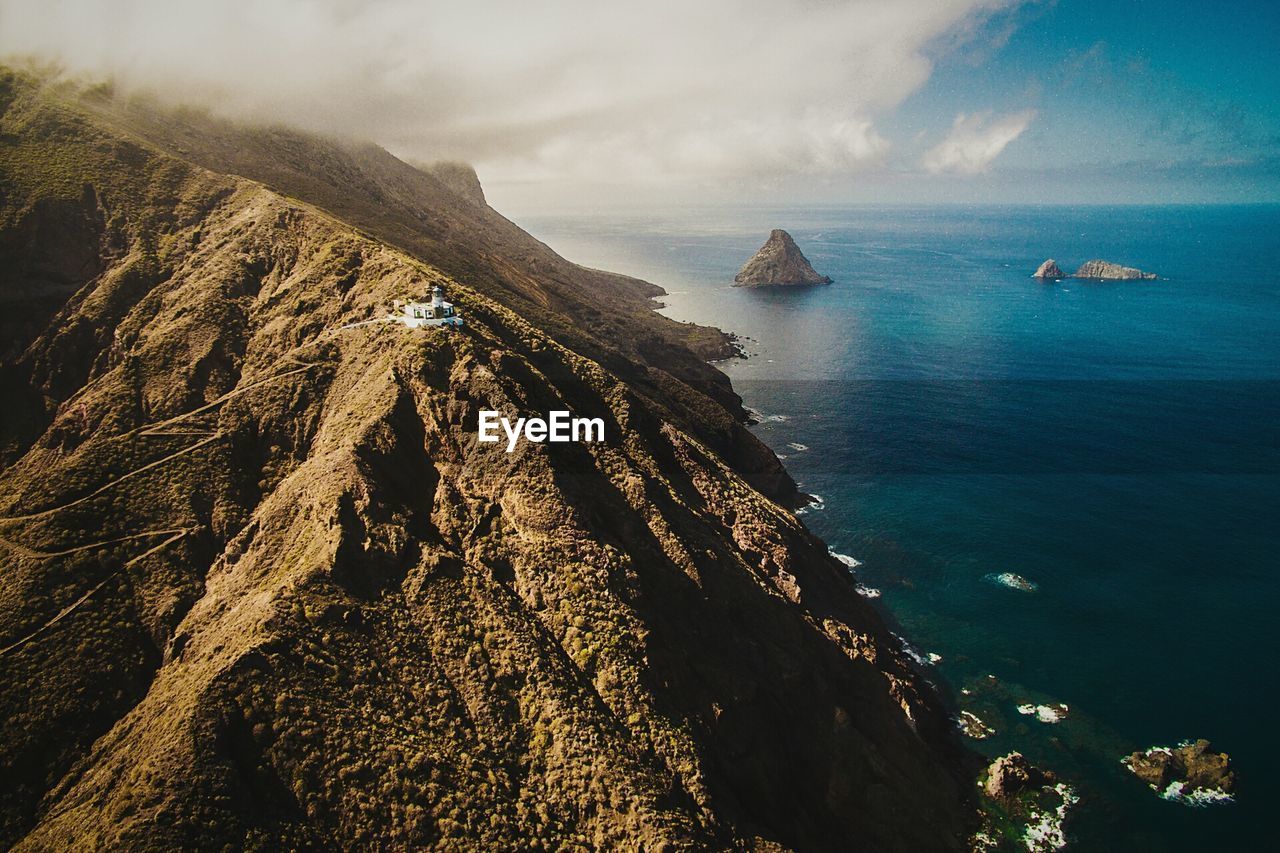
[733,230,832,287]
[0,68,973,849]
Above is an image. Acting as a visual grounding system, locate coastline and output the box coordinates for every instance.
[652,273,981,793]
[0,73,983,848]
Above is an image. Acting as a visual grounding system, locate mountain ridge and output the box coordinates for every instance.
[0,67,974,850]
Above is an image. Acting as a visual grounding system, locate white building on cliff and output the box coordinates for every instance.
[393,284,463,329]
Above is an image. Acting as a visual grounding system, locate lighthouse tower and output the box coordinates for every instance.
[393,283,463,328]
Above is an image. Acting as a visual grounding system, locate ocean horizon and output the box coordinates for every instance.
[522,203,1280,849]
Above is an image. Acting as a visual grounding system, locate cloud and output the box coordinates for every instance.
[922,109,1035,174]
[0,1,1018,187]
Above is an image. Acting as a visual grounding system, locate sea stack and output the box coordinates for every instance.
[734,229,832,286]
[1032,259,1066,279]
[1071,259,1158,280]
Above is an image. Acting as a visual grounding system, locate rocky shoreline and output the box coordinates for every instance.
[975,753,1077,851]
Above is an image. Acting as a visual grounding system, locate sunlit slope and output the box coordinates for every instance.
[0,68,972,850]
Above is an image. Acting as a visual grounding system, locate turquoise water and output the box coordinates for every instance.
[522,205,1280,849]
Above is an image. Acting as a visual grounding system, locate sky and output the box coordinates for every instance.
[1,0,1278,210]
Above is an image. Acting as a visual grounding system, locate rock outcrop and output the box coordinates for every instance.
[734,229,832,286]
[978,753,1076,851]
[984,753,1057,800]
[0,66,974,851]
[1032,259,1065,279]
[1071,259,1158,280]
[1124,740,1235,799]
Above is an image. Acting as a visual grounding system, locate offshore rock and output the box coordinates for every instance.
[1071,259,1158,280]
[1032,259,1065,279]
[1124,740,1235,798]
[734,229,832,286]
[984,752,1057,800]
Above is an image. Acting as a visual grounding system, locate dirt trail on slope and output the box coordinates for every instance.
[0,528,194,658]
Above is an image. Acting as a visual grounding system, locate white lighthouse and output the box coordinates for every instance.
[393,284,463,329]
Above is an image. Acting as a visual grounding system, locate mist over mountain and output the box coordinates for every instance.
[0,0,1037,209]
[6,1,1277,206]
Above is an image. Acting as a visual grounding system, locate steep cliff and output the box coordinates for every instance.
[0,68,972,850]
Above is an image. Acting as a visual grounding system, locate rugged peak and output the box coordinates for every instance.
[1071,259,1158,280]
[1032,259,1065,279]
[734,229,832,287]
[425,161,486,206]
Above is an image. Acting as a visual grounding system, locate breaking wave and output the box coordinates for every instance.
[795,494,825,515]
[830,550,862,569]
[986,572,1038,592]
[1017,702,1069,724]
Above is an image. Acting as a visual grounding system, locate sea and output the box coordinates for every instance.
[520,204,1280,850]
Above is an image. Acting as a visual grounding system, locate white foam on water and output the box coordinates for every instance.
[986,572,1038,592]
[1017,703,1069,724]
[830,550,862,569]
[827,550,876,595]
[763,413,789,422]
[796,495,826,516]
[893,634,941,668]
[1160,782,1235,807]
[1022,783,1078,851]
[957,710,994,739]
